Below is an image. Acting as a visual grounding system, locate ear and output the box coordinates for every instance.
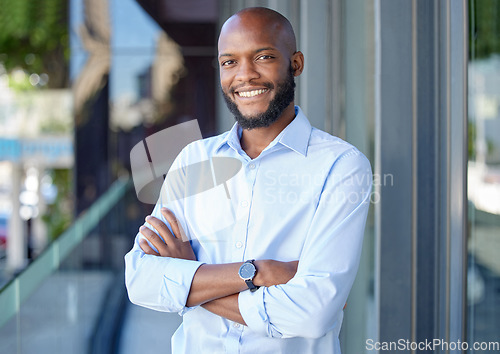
[291,51,304,77]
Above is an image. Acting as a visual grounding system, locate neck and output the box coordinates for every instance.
[240,103,296,159]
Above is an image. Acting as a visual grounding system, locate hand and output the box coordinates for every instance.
[139,208,196,261]
[253,260,299,287]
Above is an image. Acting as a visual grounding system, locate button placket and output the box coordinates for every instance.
[225,320,243,353]
[231,160,259,262]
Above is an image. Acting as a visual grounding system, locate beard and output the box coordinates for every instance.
[222,65,295,130]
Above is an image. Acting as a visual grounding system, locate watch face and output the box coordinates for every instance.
[239,263,256,279]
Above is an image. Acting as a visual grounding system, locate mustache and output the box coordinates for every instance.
[229,82,274,94]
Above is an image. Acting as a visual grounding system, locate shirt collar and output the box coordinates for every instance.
[215,106,312,157]
[277,106,311,156]
[215,121,242,153]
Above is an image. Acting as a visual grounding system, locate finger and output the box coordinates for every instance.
[140,225,168,254]
[160,208,180,238]
[145,215,176,245]
[139,238,159,256]
[161,208,189,242]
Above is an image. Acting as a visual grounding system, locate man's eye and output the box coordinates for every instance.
[221,60,235,67]
[258,55,273,60]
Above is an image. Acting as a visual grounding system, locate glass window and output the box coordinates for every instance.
[467,0,500,350]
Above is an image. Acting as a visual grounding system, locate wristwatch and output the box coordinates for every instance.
[238,260,259,292]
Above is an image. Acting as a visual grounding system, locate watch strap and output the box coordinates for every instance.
[245,278,259,292]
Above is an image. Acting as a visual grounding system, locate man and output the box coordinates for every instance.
[125,7,372,353]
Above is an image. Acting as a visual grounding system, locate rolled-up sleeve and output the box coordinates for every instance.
[125,233,203,314]
[124,147,204,314]
[239,150,372,338]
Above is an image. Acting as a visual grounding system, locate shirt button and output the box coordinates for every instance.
[248,163,256,170]
[235,241,243,249]
[240,201,249,207]
[233,323,240,328]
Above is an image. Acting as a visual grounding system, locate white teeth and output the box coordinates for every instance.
[238,89,267,98]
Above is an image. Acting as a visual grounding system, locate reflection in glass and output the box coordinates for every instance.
[467,0,500,350]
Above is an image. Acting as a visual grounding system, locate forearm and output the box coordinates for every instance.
[186,259,298,307]
[199,260,299,326]
[186,262,247,307]
[201,294,246,325]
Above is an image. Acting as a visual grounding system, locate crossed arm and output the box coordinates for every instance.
[139,207,298,325]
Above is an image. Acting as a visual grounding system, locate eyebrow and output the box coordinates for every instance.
[218,47,277,59]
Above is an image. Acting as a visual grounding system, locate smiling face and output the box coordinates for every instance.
[218,8,304,129]
[221,63,296,130]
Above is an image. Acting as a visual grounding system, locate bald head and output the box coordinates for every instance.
[219,7,297,55]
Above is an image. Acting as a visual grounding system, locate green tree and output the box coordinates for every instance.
[0,0,69,88]
[470,0,500,59]
[41,169,73,241]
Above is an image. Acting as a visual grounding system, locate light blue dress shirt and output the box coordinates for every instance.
[125,106,372,354]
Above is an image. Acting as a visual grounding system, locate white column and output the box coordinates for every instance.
[32,167,48,256]
[7,163,26,272]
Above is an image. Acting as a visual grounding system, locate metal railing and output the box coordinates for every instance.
[0,177,131,328]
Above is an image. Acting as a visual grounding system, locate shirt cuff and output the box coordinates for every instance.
[161,257,204,314]
[238,287,283,338]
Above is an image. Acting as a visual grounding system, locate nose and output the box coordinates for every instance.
[235,59,260,82]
